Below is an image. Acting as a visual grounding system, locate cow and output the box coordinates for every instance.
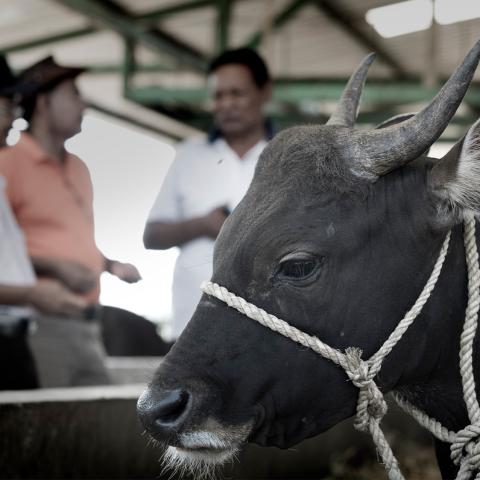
[137,39,480,480]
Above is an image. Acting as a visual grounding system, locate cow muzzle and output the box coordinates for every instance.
[137,386,192,443]
[137,384,253,471]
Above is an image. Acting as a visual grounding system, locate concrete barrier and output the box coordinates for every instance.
[0,381,438,479]
[0,385,161,479]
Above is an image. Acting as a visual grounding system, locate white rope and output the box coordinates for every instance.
[392,392,456,444]
[460,216,480,424]
[201,281,350,370]
[368,231,451,377]
[451,216,480,478]
[201,217,480,480]
[390,216,480,480]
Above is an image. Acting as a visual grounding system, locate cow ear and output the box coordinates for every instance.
[429,119,480,223]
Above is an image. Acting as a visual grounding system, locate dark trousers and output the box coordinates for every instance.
[0,332,38,390]
[29,315,110,387]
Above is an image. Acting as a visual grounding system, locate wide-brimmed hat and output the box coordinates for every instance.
[16,56,86,99]
[0,54,26,98]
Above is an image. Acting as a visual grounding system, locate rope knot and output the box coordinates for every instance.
[345,348,388,431]
[347,363,371,389]
[451,424,480,471]
[345,347,371,388]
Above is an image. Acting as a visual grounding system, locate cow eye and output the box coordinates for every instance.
[277,254,320,281]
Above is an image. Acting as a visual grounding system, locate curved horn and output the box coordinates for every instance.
[327,52,376,127]
[375,112,416,129]
[352,39,480,178]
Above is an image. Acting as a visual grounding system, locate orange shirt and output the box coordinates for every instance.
[0,133,104,303]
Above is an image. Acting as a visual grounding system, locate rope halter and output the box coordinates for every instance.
[201,215,480,480]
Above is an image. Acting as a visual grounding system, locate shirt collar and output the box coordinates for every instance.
[208,118,275,144]
[17,133,50,163]
[17,132,66,165]
[213,135,267,163]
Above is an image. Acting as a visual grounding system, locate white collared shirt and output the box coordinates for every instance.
[0,176,36,318]
[148,136,267,339]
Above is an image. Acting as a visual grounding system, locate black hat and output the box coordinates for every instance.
[0,54,21,97]
[16,56,86,99]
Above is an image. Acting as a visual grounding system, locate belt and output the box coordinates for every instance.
[0,315,33,338]
[81,304,102,322]
[33,305,102,324]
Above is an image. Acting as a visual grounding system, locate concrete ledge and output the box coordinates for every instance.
[0,384,160,479]
[0,383,146,404]
[0,385,437,479]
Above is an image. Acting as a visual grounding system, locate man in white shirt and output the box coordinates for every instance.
[144,48,272,340]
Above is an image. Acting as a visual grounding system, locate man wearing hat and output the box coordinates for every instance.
[0,55,92,389]
[0,56,141,387]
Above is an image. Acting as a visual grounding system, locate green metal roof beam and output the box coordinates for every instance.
[87,102,183,141]
[0,26,96,54]
[123,39,136,95]
[85,63,176,74]
[313,0,410,79]
[58,0,207,72]
[216,0,232,53]
[246,0,310,49]
[135,0,214,22]
[127,82,480,106]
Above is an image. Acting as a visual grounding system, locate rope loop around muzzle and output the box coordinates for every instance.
[201,215,480,480]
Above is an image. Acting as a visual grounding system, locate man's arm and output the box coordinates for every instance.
[143,218,208,250]
[0,280,87,316]
[31,256,97,294]
[103,256,141,284]
[144,207,228,250]
[0,285,34,306]
[144,146,231,250]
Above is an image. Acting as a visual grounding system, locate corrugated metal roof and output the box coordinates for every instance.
[1,0,479,139]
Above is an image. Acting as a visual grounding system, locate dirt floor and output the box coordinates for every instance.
[326,440,439,480]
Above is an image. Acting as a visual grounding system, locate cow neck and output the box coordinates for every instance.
[201,215,480,480]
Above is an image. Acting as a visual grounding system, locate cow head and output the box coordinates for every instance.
[138,41,480,476]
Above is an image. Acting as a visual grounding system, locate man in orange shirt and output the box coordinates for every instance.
[0,54,91,390]
[0,56,141,387]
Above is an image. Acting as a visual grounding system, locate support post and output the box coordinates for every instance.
[216,0,232,53]
[123,39,136,96]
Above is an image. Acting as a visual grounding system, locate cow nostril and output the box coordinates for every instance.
[137,387,193,439]
[154,389,190,426]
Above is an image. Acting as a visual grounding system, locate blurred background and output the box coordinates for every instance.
[3,0,479,335]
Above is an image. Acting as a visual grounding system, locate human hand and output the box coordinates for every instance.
[26,279,88,316]
[202,206,229,239]
[54,260,97,293]
[108,261,142,283]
